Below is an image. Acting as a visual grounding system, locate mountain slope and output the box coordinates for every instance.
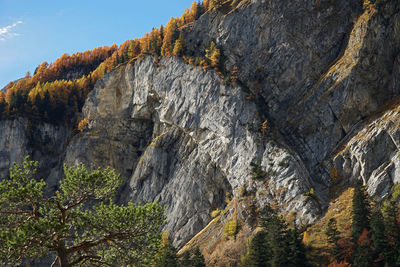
[0,0,399,265]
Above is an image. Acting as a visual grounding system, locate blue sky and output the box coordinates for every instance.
[0,0,194,89]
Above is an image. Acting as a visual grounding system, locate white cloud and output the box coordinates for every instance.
[0,21,23,41]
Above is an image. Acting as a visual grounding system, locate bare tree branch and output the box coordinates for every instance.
[51,256,60,267]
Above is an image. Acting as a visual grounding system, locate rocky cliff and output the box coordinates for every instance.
[1,0,399,264]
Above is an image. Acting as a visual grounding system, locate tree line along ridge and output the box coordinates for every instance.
[0,0,241,125]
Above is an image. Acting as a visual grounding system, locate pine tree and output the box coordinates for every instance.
[123,46,129,62]
[42,90,51,120]
[197,2,204,18]
[352,181,370,242]
[154,232,179,267]
[113,53,118,67]
[370,210,388,265]
[245,205,310,266]
[286,223,308,267]
[353,229,373,267]
[242,230,269,267]
[191,247,206,267]
[382,198,400,265]
[259,206,288,266]
[0,158,165,266]
[190,1,199,21]
[0,99,6,119]
[179,250,191,267]
[325,218,342,262]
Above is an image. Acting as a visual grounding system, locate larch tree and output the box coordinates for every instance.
[205,41,221,70]
[161,18,178,57]
[172,33,185,57]
[189,1,199,22]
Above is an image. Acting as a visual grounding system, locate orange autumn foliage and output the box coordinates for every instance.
[327,260,352,267]
[1,1,245,124]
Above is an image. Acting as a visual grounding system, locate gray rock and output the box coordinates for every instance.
[0,0,398,253]
[67,56,315,246]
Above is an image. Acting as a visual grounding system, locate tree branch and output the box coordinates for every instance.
[66,233,128,254]
[0,210,33,215]
[50,256,59,267]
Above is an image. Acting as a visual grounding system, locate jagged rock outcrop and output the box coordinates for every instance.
[328,102,400,199]
[0,0,399,258]
[64,57,316,246]
[184,0,400,199]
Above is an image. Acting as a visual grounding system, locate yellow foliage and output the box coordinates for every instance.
[303,188,354,248]
[211,209,221,218]
[302,230,311,244]
[172,33,185,57]
[261,120,268,134]
[223,219,238,238]
[205,42,220,68]
[77,118,89,131]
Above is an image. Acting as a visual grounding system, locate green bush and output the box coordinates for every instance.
[250,159,267,180]
[302,187,315,197]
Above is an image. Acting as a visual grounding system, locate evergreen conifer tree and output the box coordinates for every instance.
[259,206,288,266]
[115,52,120,66]
[353,229,373,267]
[191,247,206,267]
[179,250,191,267]
[242,230,269,267]
[382,198,400,265]
[370,209,388,265]
[325,218,342,262]
[286,221,308,266]
[352,181,370,242]
[155,232,179,267]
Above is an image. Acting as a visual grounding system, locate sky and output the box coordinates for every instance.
[0,0,194,89]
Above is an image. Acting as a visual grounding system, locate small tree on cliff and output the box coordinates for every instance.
[0,157,165,267]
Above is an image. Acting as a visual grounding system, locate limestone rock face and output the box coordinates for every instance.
[0,0,399,252]
[0,118,69,193]
[329,104,400,199]
[0,119,29,177]
[65,57,316,246]
[185,0,400,196]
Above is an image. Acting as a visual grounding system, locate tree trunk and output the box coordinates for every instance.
[57,245,70,267]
